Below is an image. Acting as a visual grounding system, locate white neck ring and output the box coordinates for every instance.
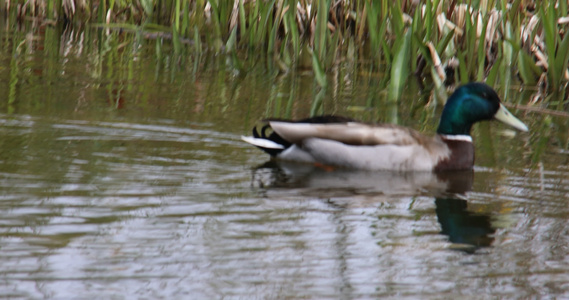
[440,134,473,142]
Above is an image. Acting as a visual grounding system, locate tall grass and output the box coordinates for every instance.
[4,0,569,109]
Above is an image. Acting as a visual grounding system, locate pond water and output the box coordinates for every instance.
[1,23,569,299]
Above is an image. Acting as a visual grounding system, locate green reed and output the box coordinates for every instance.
[4,0,569,109]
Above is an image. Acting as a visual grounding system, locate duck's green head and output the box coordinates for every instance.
[436,82,528,135]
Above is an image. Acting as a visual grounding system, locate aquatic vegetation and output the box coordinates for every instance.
[2,0,569,110]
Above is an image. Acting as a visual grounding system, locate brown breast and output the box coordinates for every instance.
[434,137,475,171]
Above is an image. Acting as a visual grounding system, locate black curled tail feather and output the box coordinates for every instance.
[251,125,291,157]
[249,115,353,157]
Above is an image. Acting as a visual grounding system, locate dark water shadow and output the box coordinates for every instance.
[250,160,496,253]
[435,198,495,253]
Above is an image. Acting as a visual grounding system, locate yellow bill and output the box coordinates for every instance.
[494,104,529,132]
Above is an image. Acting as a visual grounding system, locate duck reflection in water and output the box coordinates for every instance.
[250,161,496,253]
[433,171,496,253]
[435,197,495,252]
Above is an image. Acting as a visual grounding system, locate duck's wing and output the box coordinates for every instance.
[270,121,427,146]
[242,117,453,170]
[241,115,359,157]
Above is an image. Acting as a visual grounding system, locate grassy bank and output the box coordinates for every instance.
[3,0,569,109]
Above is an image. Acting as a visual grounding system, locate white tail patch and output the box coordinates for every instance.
[241,136,285,149]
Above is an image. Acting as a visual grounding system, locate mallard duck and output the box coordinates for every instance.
[241,82,528,171]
